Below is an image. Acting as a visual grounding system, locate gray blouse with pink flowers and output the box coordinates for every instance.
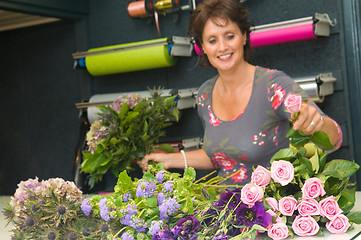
[196,66,342,186]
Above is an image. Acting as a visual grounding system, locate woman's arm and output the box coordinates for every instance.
[138,149,214,173]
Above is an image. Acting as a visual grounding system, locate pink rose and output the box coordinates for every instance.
[251,165,271,187]
[292,215,320,237]
[319,196,343,220]
[268,222,289,240]
[326,214,351,233]
[284,93,302,113]
[271,160,294,186]
[240,183,264,207]
[302,177,326,199]
[297,198,320,216]
[266,197,279,212]
[279,196,297,216]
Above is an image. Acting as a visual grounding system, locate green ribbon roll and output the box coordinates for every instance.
[85,38,177,76]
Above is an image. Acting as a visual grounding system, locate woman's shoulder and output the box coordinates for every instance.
[255,66,293,84]
[198,75,218,96]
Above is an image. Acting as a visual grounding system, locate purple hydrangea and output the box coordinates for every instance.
[81,198,92,216]
[130,218,147,232]
[159,197,180,220]
[149,220,163,236]
[156,170,166,183]
[157,192,166,206]
[163,181,174,192]
[235,201,272,228]
[121,230,135,240]
[99,198,112,221]
[123,192,131,202]
[136,180,156,198]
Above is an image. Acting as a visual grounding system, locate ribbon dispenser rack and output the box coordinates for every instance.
[72,36,193,76]
[294,72,337,102]
[250,13,336,48]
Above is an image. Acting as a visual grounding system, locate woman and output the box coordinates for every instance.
[139,0,342,185]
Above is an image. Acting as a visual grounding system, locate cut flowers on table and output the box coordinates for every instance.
[81,88,180,188]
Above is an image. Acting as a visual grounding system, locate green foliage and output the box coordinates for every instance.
[81,88,180,188]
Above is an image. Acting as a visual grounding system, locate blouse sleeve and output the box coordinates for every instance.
[267,70,342,151]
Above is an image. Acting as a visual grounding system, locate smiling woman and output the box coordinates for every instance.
[139,0,342,186]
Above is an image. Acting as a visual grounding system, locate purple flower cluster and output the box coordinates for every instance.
[123,192,131,202]
[156,170,166,183]
[81,198,92,216]
[136,180,156,198]
[159,197,180,220]
[111,93,142,113]
[99,198,112,221]
[120,204,138,225]
[121,230,135,240]
[163,181,174,192]
[149,221,163,236]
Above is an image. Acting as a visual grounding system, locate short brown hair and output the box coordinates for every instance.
[188,0,254,67]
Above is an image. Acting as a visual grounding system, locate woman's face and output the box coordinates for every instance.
[201,18,246,72]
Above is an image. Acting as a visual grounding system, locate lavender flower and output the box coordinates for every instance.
[149,220,163,236]
[120,204,138,226]
[136,180,156,198]
[81,198,92,216]
[159,197,180,220]
[130,218,147,232]
[214,234,230,240]
[235,201,271,228]
[156,170,166,183]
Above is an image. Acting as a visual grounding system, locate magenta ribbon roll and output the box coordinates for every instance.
[250,23,315,48]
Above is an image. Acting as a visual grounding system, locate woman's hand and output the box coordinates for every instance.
[137,152,171,173]
[292,103,324,135]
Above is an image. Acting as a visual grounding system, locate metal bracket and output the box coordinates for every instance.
[170,36,193,57]
[314,13,337,37]
[317,72,337,97]
[176,88,197,109]
[182,137,202,150]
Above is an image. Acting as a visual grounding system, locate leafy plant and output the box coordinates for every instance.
[81,88,180,188]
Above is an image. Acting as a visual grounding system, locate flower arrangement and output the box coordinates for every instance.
[3,92,361,240]
[81,88,180,188]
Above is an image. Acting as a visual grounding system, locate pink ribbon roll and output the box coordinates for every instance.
[250,23,315,48]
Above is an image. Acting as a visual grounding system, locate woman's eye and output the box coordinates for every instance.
[209,39,216,44]
[227,35,234,40]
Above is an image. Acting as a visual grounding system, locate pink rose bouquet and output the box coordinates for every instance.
[251,165,271,187]
[271,160,294,186]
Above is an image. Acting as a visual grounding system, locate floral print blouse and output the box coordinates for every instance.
[197,66,342,186]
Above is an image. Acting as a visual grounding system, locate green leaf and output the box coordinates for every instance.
[115,170,133,192]
[81,153,107,173]
[146,196,157,208]
[155,144,174,153]
[183,167,196,182]
[348,211,361,224]
[338,187,356,213]
[300,157,314,174]
[322,160,360,179]
[270,148,294,163]
[311,131,334,150]
[118,101,130,119]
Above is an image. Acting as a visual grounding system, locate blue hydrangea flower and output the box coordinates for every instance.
[136,180,156,198]
[81,198,92,216]
[149,220,163,236]
[156,170,166,183]
[163,181,174,192]
[159,197,180,220]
